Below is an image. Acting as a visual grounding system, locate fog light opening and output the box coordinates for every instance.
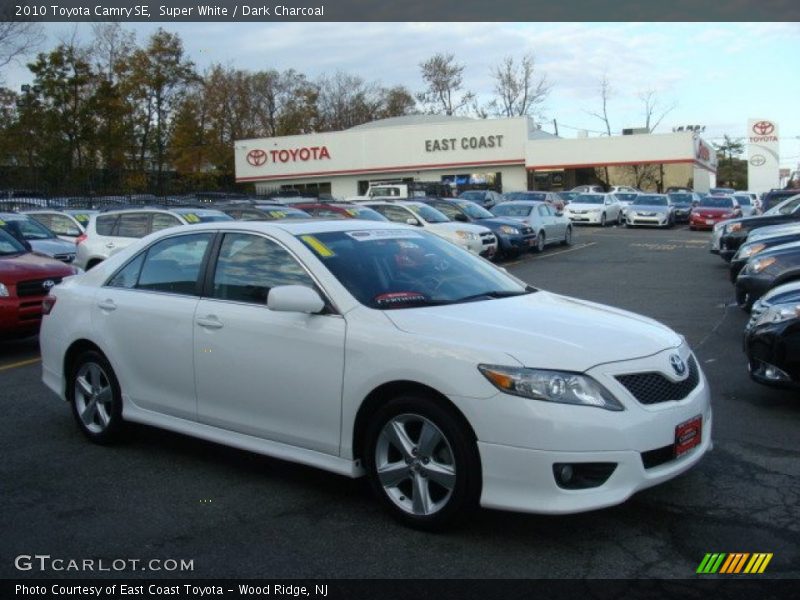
[753,360,790,382]
[553,462,617,490]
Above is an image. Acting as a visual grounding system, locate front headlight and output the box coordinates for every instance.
[726,222,743,234]
[478,365,624,411]
[455,230,479,241]
[738,243,766,259]
[755,303,800,327]
[498,225,520,235]
[750,256,776,273]
[0,282,9,297]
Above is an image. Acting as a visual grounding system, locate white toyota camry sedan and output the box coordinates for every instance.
[40,220,712,529]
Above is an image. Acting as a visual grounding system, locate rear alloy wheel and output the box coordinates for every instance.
[534,231,546,253]
[68,351,124,444]
[561,226,573,246]
[364,397,480,530]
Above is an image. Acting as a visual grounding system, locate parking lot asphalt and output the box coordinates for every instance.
[1,224,798,579]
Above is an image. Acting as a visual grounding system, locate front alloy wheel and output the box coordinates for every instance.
[535,231,545,253]
[69,351,124,443]
[365,397,480,530]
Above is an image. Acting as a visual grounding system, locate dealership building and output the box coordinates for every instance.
[234,115,718,197]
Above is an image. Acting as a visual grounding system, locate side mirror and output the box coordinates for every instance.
[267,285,325,314]
[405,217,420,226]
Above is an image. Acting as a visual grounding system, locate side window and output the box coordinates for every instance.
[136,233,212,295]
[30,214,52,229]
[116,214,150,238]
[107,253,146,289]
[537,205,549,217]
[50,214,81,236]
[96,215,117,236]
[431,203,460,220]
[151,213,182,232]
[212,233,315,305]
[373,205,415,223]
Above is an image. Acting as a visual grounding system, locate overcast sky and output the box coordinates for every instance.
[4,21,800,170]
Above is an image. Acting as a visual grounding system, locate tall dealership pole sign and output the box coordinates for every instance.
[747,119,780,194]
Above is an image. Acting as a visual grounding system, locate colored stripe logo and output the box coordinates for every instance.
[697,553,773,574]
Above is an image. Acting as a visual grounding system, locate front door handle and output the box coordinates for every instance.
[196,316,223,330]
[98,299,116,311]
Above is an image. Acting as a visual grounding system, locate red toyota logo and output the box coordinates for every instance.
[246,149,267,167]
[752,121,774,136]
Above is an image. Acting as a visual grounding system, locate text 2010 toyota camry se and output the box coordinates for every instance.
[40,220,712,529]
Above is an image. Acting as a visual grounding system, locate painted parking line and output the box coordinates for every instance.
[0,357,41,372]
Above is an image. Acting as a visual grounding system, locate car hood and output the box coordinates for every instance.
[384,291,681,372]
[761,280,800,304]
[748,223,800,241]
[29,237,76,256]
[630,205,670,213]
[755,239,800,259]
[693,207,734,216]
[566,203,606,210]
[475,217,533,231]
[427,222,492,235]
[0,252,77,284]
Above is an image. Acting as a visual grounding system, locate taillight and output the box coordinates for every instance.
[42,295,57,315]
[75,233,87,245]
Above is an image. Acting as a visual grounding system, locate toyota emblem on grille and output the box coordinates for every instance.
[42,280,55,290]
[670,354,686,376]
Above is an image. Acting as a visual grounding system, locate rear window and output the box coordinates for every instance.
[117,214,150,238]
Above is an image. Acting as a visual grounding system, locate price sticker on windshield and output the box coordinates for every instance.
[183,213,201,223]
[269,211,287,219]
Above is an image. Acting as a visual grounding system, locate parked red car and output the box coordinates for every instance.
[689,196,742,230]
[0,229,78,339]
[290,202,388,221]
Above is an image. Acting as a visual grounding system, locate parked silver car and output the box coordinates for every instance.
[625,194,675,228]
[0,212,77,263]
[490,201,573,251]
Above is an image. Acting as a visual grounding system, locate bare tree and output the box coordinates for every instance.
[639,89,677,133]
[91,23,135,83]
[417,53,474,116]
[490,54,551,118]
[586,74,613,136]
[0,22,44,73]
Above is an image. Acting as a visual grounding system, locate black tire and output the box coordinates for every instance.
[67,350,124,444]
[617,212,624,226]
[736,288,754,312]
[600,213,607,227]
[363,395,481,531]
[534,231,545,253]
[561,226,573,246]
[625,222,632,229]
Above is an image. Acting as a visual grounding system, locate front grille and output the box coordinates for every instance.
[641,444,674,469]
[481,233,495,245]
[616,356,699,405]
[520,226,533,235]
[16,277,63,298]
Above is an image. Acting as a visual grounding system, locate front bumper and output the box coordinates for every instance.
[497,232,538,252]
[744,321,800,389]
[455,346,712,514]
[0,296,45,338]
[567,211,603,224]
[627,213,669,227]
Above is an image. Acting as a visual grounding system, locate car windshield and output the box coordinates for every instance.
[574,194,605,205]
[615,193,639,202]
[0,228,27,255]
[699,197,733,208]
[632,196,668,206]
[0,216,55,240]
[175,210,234,223]
[255,207,311,219]
[459,191,485,201]
[766,194,800,216]
[66,211,95,225]
[491,203,533,217]
[339,206,386,221]
[505,192,547,202]
[668,193,693,205]
[733,195,752,206]
[297,229,530,309]
[454,201,494,219]
[404,203,450,223]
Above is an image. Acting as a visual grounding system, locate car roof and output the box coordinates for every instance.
[493,200,544,206]
[178,218,415,236]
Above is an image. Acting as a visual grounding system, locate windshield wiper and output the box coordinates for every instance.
[452,289,534,304]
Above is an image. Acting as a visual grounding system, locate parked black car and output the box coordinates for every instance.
[419,197,537,258]
[744,301,800,389]
[735,240,800,310]
[718,193,800,261]
[667,192,700,223]
[729,224,800,282]
[747,280,800,331]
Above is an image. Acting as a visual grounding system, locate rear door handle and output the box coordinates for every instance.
[98,299,116,311]
[196,316,223,330]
